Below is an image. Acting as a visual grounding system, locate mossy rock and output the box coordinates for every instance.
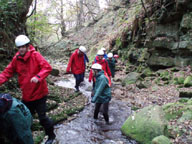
[141,68,155,78]
[178,110,192,122]
[184,76,192,87]
[121,105,168,144]
[152,135,172,144]
[174,77,185,85]
[179,91,192,98]
[162,102,192,121]
[122,72,140,86]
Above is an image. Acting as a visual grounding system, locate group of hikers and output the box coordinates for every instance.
[0,35,118,144]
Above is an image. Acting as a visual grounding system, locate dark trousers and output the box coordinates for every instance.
[94,103,109,122]
[74,73,84,90]
[23,97,55,137]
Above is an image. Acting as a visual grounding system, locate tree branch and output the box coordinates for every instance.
[26,0,37,18]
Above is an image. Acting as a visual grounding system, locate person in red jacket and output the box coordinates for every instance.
[66,46,89,92]
[0,35,55,144]
[89,50,112,84]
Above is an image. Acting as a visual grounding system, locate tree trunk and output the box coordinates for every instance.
[0,0,33,57]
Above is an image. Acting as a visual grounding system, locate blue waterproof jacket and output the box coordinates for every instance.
[0,94,33,144]
[92,71,111,103]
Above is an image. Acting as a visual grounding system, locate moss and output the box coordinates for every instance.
[33,131,45,144]
[184,76,192,87]
[162,102,192,121]
[152,135,171,144]
[121,106,168,144]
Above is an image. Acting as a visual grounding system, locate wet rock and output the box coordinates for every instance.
[121,105,168,144]
[152,135,171,144]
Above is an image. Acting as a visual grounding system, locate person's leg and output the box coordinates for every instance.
[34,97,55,143]
[22,101,35,115]
[94,103,102,119]
[80,73,85,83]
[103,103,109,123]
[74,74,81,91]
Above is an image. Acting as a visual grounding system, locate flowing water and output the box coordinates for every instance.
[54,74,137,144]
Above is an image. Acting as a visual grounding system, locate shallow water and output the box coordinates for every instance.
[54,75,137,144]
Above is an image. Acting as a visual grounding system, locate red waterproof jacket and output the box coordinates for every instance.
[0,45,52,102]
[66,49,85,74]
[89,56,112,82]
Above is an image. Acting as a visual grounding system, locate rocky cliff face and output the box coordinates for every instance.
[117,0,192,69]
[52,0,192,70]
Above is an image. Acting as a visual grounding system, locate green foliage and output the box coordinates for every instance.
[116,37,122,48]
[27,11,54,46]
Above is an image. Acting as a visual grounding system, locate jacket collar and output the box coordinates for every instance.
[74,49,84,57]
[16,45,35,61]
[95,56,105,63]
[96,70,104,78]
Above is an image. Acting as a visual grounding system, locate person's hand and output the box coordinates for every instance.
[65,71,71,74]
[30,77,39,83]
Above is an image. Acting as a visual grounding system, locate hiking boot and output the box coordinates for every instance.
[105,121,112,125]
[45,133,56,144]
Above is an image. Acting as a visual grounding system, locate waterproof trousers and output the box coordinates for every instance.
[74,73,84,91]
[94,103,109,122]
[23,96,55,138]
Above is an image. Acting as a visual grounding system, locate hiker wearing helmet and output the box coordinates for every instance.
[89,50,112,84]
[113,54,119,63]
[101,47,108,59]
[66,46,89,92]
[0,93,33,144]
[91,63,111,124]
[107,53,116,78]
[0,35,55,144]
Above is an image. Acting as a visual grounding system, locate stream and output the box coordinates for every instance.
[53,74,137,144]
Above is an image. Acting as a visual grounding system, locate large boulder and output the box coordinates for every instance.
[122,72,140,86]
[147,55,174,67]
[121,105,168,144]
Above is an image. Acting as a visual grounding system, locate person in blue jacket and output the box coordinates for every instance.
[0,93,33,144]
[91,63,111,124]
[101,47,108,59]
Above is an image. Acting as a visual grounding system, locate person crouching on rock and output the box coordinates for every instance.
[0,93,33,144]
[66,46,89,92]
[91,63,111,124]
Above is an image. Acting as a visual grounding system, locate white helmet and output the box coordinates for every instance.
[91,63,102,70]
[107,53,113,58]
[97,50,104,55]
[15,35,30,47]
[79,46,86,53]
[101,47,106,51]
